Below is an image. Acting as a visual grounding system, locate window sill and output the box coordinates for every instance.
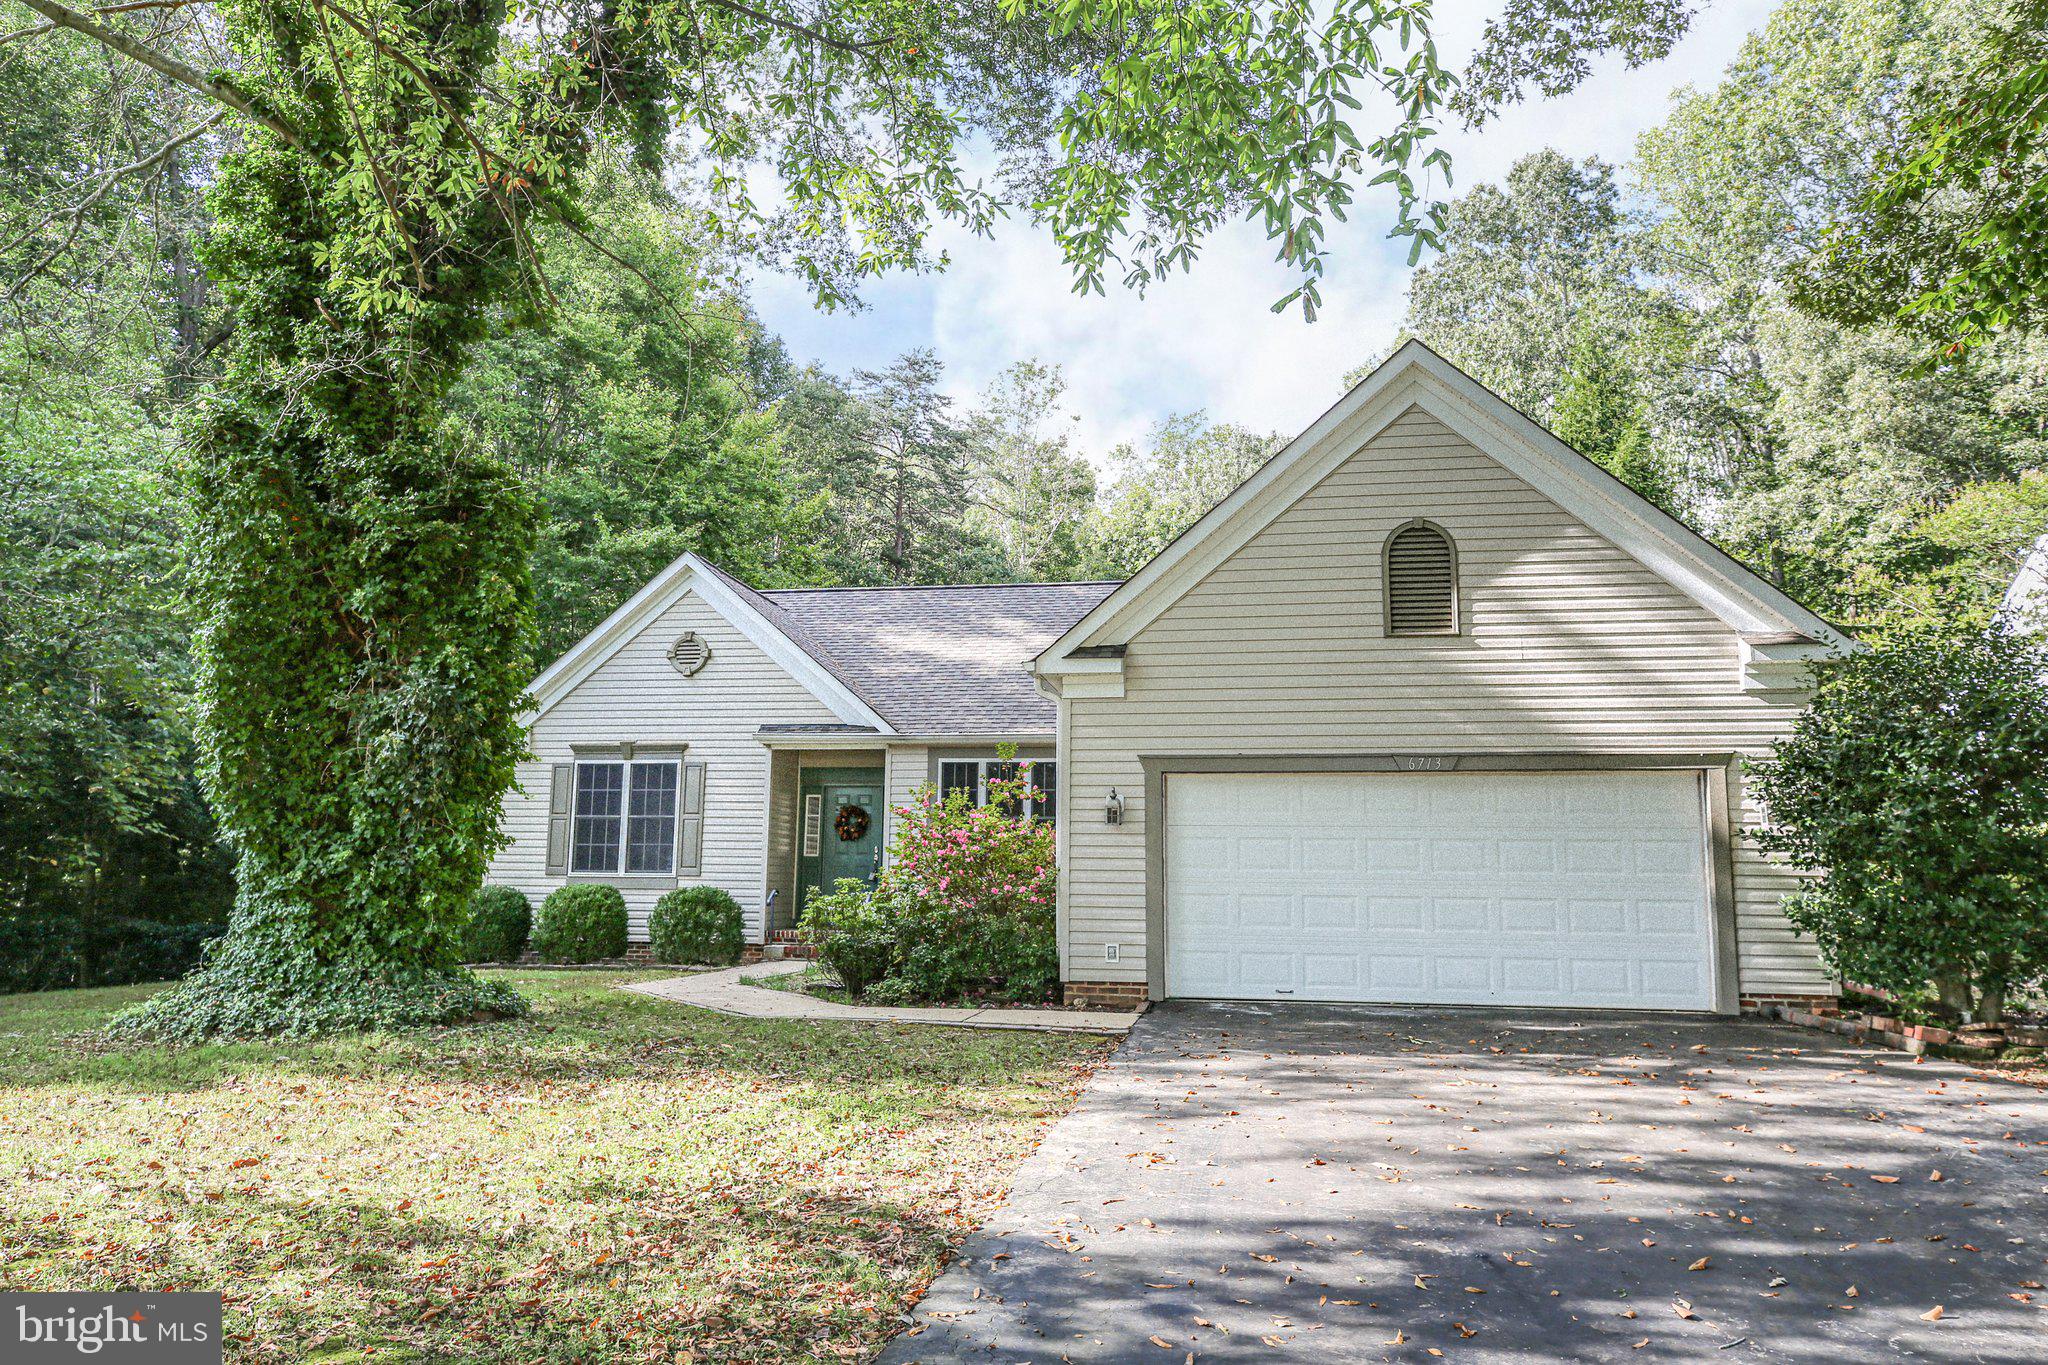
[565,874,680,889]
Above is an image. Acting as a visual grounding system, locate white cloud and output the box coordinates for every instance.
[752,0,1783,465]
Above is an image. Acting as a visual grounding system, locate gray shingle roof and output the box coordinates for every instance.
[746,579,1120,735]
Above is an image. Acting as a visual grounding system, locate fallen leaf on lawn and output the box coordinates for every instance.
[1845,1286,1858,1298]
[1921,1306,1944,1322]
[1673,1299,1699,1320]
[1454,1322,1478,1338]
[1870,1175,1900,1184]
[1387,1331,1406,1345]
[1632,1339,1650,1350]
[1251,1254,1277,1263]
[1149,1335,1175,1349]
[1688,1258,1711,1272]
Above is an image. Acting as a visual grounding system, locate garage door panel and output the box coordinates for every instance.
[1165,771,1714,1011]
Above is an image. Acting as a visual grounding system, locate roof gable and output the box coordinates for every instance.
[527,554,894,730]
[1036,340,1849,676]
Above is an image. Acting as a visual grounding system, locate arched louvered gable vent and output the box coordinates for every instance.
[1383,520,1459,636]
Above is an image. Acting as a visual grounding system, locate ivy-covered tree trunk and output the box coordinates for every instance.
[120,5,539,1036]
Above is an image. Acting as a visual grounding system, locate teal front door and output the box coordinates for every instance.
[798,767,884,911]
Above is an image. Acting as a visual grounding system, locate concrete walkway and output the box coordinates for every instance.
[622,959,1142,1033]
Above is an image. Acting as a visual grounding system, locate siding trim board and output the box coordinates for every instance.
[1137,753,1743,1014]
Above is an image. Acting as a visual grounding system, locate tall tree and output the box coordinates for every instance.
[1799,0,2048,354]
[964,361,1097,581]
[451,165,826,662]
[1082,415,1280,577]
[1549,323,1680,514]
[1386,151,1666,418]
[9,0,1463,1035]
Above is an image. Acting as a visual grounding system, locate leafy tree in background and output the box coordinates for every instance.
[963,361,1098,581]
[0,21,234,941]
[452,164,826,662]
[1081,415,1281,578]
[1549,323,1680,513]
[1377,151,1667,417]
[1799,0,2048,354]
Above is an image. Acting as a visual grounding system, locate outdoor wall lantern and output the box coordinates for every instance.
[1104,788,1125,825]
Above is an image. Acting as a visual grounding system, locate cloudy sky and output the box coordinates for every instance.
[750,1,1781,462]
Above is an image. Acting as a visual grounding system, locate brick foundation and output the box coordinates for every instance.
[1739,993,1839,1016]
[1065,980,1150,1010]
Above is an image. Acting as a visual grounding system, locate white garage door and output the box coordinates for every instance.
[1165,770,1715,1010]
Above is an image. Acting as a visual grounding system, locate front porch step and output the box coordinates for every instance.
[763,942,818,961]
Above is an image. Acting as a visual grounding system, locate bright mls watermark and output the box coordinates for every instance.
[3,1294,220,1363]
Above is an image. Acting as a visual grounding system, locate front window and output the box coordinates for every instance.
[572,758,680,874]
[938,758,1057,823]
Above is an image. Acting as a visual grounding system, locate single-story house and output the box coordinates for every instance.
[490,340,1848,1015]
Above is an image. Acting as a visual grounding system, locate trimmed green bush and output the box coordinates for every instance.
[461,886,532,963]
[1749,623,2048,1024]
[532,885,628,964]
[800,880,902,999]
[648,886,745,965]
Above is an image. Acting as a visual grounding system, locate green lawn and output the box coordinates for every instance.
[0,970,1111,1363]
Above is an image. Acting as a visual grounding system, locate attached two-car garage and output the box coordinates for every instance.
[1163,770,1720,1011]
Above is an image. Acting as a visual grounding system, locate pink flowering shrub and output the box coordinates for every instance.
[803,751,1058,1002]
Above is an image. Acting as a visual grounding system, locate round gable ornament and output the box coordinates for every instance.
[668,631,711,677]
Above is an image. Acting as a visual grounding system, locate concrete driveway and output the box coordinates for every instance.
[880,1002,2048,1362]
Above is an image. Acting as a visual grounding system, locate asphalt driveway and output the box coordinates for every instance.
[880,1002,2048,1362]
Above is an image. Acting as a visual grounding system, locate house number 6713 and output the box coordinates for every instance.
[1393,755,1457,772]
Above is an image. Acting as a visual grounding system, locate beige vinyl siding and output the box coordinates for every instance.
[1062,405,1829,997]
[881,745,930,865]
[490,590,843,943]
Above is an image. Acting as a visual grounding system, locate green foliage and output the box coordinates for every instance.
[450,165,828,661]
[461,886,533,964]
[648,886,744,966]
[1800,0,2048,354]
[1550,323,1680,514]
[963,361,1099,581]
[800,879,903,999]
[0,915,223,994]
[1748,625,2048,1023]
[1081,415,1281,578]
[533,885,629,965]
[799,757,1059,1003]
[1454,0,1702,126]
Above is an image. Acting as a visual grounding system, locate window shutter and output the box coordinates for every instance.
[545,763,574,875]
[677,761,707,876]
[1385,522,1458,635]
